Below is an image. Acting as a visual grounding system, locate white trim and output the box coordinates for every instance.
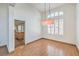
[8,48,14,53]
[76,44,79,50]
[0,43,7,46]
[14,19,26,48]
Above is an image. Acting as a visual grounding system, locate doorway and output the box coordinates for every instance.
[15,20,25,48]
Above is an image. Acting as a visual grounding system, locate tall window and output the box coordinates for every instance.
[48,25,51,34]
[55,19,59,35]
[47,11,64,36]
[59,19,64,35]
[51,24,54,34]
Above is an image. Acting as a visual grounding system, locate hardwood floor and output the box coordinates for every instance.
[9,38,79,56]
[0,45,8,56]
[15,38,25,48]
[0,38,79,56]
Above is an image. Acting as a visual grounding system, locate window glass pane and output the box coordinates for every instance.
[18,25,22,32]
[21,25,24,32]
[59,19,64,35]
[55,12,58,16]
[51,24,54,35]
[15,26,17,32]
[47,11,64,36]
[51,13,54,18]
[47,15,51,18]
[55,19,59,35]
[48,25,51,34]
[59,11,63,16]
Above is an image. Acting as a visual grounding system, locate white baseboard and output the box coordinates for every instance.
[43,37,76,45]
[25,36,41,44]
[76,44,79,50]
[0,43,7,47]
[7,47,15,53]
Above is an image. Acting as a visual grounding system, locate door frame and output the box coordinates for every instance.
[14,19,26,48]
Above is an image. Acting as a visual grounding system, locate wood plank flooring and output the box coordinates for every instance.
[0,45,8,56]
[9,38,79,56]
[0,38,79,56]
[15,38,25,48]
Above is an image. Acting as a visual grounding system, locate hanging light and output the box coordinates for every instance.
[42,3,54,25]
[42,18,54,25]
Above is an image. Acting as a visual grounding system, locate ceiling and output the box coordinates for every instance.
[29,3,65,12]
[10,3,65,12]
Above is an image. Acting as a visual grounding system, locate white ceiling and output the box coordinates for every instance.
[10,3,65,12]
[29,3,65,12]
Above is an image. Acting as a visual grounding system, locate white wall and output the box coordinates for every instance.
[0,4,15,52]
[76,4,79,50]
[42,4,76,44]
[14,4,41,44]
[0,4,8,46]
[8,3,41,52]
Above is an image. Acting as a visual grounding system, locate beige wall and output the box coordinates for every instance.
[41,4,76,44]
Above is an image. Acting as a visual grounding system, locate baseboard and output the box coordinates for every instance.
[26,36,41,45]
[75,45,79,54]
[76,44,79,50]
[0,45,9,54]
[8,48,15,53]
[0,45,6,48]
[0,43,7,47]
[7,45,15,53]
[27,38,42,45]
[40,38,76,46]
[26,37,76,47]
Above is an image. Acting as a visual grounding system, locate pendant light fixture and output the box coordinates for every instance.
[42,3,54,25]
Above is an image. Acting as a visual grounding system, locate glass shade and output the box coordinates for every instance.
[42,19,54,25]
